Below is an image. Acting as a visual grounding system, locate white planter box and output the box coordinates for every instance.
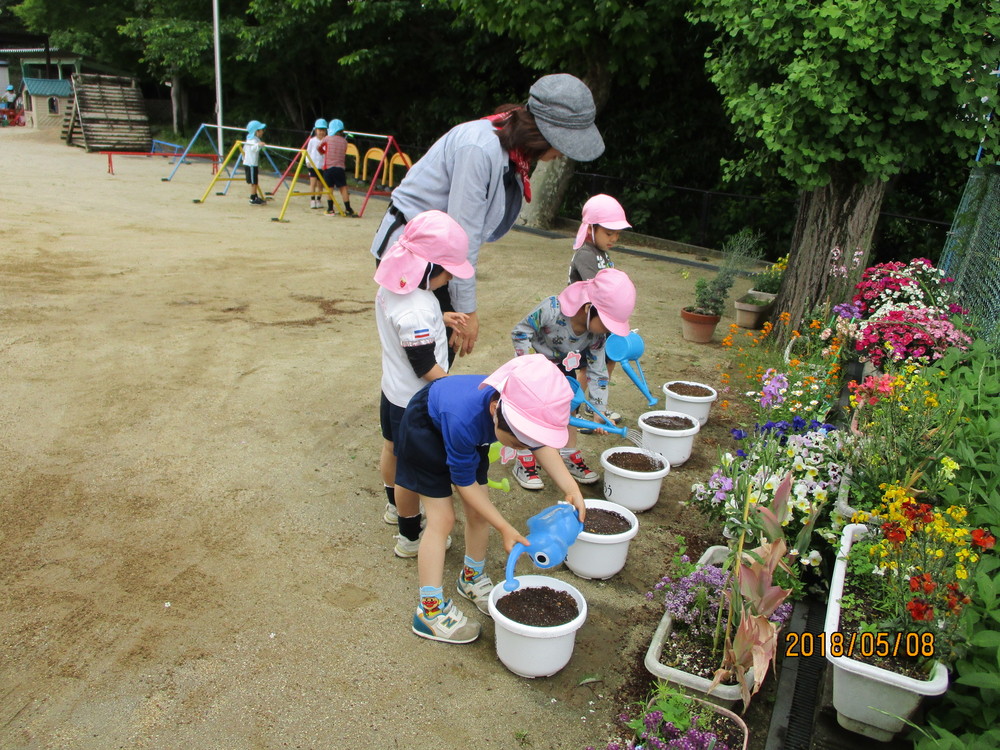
[825,524,949,741]
[638,410,700,467]
[643,546,746,708]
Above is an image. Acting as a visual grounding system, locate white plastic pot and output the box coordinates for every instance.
[564,498,639,580]
[662,381,718,426]
[638,410,701,467]
[825,524,949,741]
[488,575,588,678]
[599,446,670,512]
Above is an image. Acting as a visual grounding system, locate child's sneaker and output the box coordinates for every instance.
[412,600,481,643]
[456,574,494,615]
[393,533,452,559]
[383,502,399,525]
[562,450,599,484]
[512,453,544,490]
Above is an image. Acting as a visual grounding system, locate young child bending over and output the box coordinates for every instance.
[394,354,586,644]
[374,210,472,556]
[510,268,636,490]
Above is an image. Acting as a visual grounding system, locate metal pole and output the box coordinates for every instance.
[212,0,223,159]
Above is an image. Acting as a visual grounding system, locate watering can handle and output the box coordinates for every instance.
[504,542,528,591]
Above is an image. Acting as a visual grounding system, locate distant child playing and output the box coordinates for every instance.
[307,119,328,209]
[374,210,472,556]
[319,119,356,217]
[568,194,631,283]
[394,354,586,643]
[243,120,267,205]
[510,268,637,490]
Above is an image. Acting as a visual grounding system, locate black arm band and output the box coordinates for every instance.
[404,343,438,378]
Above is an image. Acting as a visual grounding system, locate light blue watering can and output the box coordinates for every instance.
[566,377,629,437]
[503,504,583,591]
[605,331,658,407]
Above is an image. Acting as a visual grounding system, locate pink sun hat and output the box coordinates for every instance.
[481,354,573,449]
[557,267,636,336]
[573,194,631,249]
[373,210,473,294]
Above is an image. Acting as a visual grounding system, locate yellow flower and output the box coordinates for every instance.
[956,564,969,580]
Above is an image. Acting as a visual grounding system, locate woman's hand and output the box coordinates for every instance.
[450,311,480,356]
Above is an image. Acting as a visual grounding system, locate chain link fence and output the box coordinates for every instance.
[940,164,1000,348]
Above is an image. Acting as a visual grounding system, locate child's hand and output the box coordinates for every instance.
[564,490,587,523]
[443,311,469,331]
[500,524,530,553]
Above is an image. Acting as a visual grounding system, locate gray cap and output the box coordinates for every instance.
[527,74,605,162]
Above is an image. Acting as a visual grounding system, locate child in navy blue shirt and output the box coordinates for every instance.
[394,354,585,644]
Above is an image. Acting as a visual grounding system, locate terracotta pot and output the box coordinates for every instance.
[680,308,721,343]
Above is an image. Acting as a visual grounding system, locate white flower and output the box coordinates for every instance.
[805,550,823,566]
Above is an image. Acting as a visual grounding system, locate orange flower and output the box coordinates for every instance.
[779,312,791,324]
[809,319,822,329]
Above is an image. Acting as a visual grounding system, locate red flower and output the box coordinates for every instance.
[972,529,996,549]
[906,599,935,622]
[901,501,933,525]
[882,522,907,543]
[909,573,936,594]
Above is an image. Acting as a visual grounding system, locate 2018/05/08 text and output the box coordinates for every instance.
[783,631,936,659]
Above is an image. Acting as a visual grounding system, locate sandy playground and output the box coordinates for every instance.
[0,126,750,749]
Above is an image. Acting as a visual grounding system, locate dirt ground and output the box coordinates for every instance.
[0,127,753,750]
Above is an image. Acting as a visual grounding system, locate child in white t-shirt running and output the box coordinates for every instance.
[374,210,473,557]
[510,268,637,490]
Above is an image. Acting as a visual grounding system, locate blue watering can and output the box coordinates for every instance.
[503,504,583,591]
[566,377,629,437]
[605,332,658,407]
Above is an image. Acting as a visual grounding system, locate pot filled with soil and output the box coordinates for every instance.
[638,410,701,467]
[599,446,670,512]
[488,575,588,678]
[662,380,718,426]
[564,498,639,581]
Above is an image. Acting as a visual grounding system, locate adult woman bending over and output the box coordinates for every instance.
[369,73,605,358]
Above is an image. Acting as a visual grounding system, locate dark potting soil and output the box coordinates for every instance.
[642,414,697,431]
[667,382,714,398]
[583,507,632,535]
[606,450,665,472]
[495,585,579,627]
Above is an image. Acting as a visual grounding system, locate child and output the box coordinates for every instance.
[306,119,327,209]
[374,210,472,556]
[319,119,356,217]
[510,268,636,490]
[394,354,586,643]
[568,194,631,284]
[567,194,632,424]
[243,120,267,205]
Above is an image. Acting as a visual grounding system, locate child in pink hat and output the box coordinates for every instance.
[393,354,586,644]
[374,210,473,557]
[568,194,631,284]
[510,268,637,490]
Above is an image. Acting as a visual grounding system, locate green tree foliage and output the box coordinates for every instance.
[687,0,997,336]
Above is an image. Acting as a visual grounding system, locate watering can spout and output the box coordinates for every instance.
[503,505,583,591]
[606,332,658,406]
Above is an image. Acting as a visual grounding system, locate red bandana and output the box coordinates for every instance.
[482,109,532,203]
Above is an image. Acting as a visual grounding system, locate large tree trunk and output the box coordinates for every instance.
[518,64,612,229]
[170,71,182,134]
[774,172,888,346]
